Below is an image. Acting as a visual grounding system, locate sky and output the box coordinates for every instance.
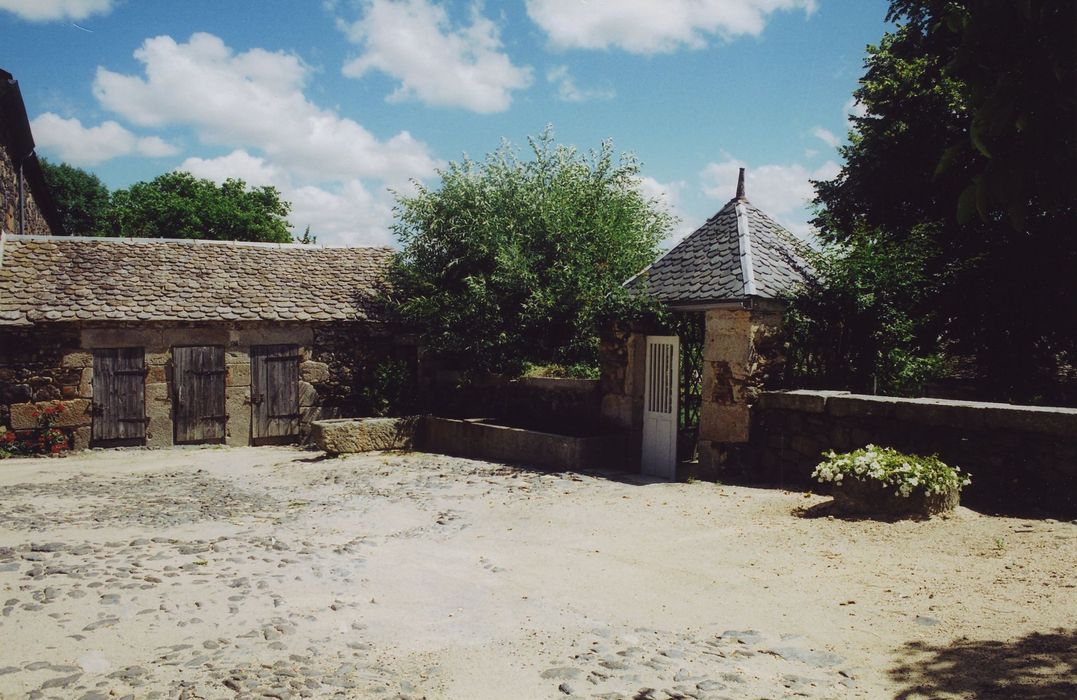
[1,0,890,247]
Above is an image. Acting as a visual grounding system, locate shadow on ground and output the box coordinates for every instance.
[888,628,1077,699]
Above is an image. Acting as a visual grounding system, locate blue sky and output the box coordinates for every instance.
[2,0,889,245]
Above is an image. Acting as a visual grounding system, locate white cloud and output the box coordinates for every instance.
[180,149,396,247]
[30,113,178,165]
[700,156,839,238]
[0,0,113,22]
[811,126,840,149]
[526,0,816,54]
[339,0,532,113]
[93,32,440,183]
[845,96,868,123]
[638,175,696,244]
[546,65,614,103]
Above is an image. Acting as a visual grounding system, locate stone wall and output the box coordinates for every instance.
[748,390,1077,517]
[0,124,50,235]
[0,320,409,451]
[308,323,417,423]
[0,325,91,449]
[428,373,604,434]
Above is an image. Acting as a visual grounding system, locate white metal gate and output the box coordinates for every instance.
[642,335,679,479]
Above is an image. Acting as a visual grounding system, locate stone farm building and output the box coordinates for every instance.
[600,171,814,479]
[1,68,61,236]
[0,233,415,449]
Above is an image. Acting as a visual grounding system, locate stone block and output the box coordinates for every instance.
[312,416,421,454]
[157,327,229,347]
[703,308,752,364]
[700,402,750,443]
[9,399,92,430]
[757,390,845,413]
[71,426,91,451]
[298,381,317,407]
[61,351,92,369]
[625,333,648,398]
[300,360,330,384]
[600,393,641,430]
[145,351,171,366]
[78,368,93,398]
[226,362,251,386]
[225,386,251,446]
[146,365,168,384]
[234,325,313,348]
[979,403,1077,438]
[81,328,163,349]
[826,395,900,419]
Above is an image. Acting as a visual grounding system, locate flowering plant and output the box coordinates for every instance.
[812,445,970,498]
[1,401,69,457]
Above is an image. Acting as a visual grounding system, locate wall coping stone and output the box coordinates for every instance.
[757,390,849,413]
[516,377,599,392]
[759,391,1077,438]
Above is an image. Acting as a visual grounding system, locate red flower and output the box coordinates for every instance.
[30,410,39,418]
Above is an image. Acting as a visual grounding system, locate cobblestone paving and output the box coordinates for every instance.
[0,448,863,699]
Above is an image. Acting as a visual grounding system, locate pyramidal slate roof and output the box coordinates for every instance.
[0,234,393,326]
[629,183,816,307]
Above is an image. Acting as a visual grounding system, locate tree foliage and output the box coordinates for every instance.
[800,0,1076,401]
[388,127,673,374]
[38,158,110,235]
[107,172,292,243]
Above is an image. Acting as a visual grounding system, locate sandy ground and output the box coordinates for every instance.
[0,446,1074,700]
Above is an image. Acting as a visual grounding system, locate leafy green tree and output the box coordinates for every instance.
[785,227,943,395]
[107,172,292,243]
[38,158,110,235]
[388,127,673,374]
[807,0,1076,402]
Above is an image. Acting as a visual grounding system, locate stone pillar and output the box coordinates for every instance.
[144,348,174,448]
[697,305,784,475]
[599,329,646,431]
[225,348,253,447]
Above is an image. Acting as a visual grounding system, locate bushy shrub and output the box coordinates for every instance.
[813,445,970,498]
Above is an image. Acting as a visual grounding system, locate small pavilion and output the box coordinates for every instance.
[599,169,815,479]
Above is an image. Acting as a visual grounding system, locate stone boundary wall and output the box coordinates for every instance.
[429,374,602,432]
[750,390,1077,516]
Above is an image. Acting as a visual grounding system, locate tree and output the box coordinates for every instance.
[107,172,292,243]
[38,158,110,235]
[806,0,1076,402]
[388,127,673,374]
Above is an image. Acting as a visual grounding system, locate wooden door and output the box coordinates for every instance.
[642,335,679,479]
[173,345,227,444]
[250,344,299,440]
[92,347,146,443]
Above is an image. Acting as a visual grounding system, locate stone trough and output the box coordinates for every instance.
[310,416,421,455]
[311,415,635,472]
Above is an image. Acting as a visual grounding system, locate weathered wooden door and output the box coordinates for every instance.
[642,335,679,480]
[92,347,146,443]
[250,344,299,440]
[172,345,227,444]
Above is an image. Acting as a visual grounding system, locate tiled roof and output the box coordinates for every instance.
[628,197,815,305]
[0,234,393,325]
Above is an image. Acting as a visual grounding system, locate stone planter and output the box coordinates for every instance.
[831,478,960,518]
[311,416,421,454]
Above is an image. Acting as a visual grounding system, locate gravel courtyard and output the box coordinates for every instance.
[0,447,1073,700]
